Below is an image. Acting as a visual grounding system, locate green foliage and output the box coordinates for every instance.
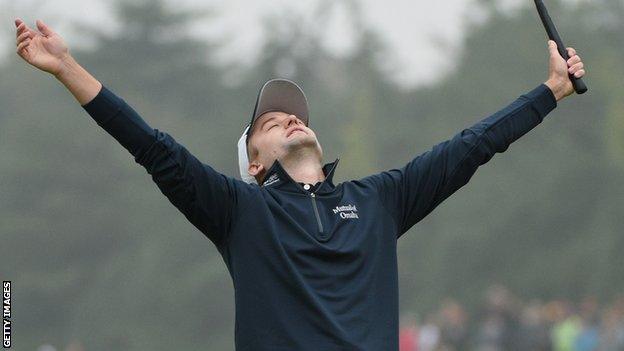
[1,0,622,349]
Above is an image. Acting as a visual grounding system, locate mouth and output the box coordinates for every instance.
[286,127,307,138]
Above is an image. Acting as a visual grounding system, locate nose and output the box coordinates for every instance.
[285,114,301,126]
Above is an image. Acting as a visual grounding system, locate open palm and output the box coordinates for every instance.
[15,19,69,75]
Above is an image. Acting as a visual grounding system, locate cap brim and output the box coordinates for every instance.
[249,79,309,135]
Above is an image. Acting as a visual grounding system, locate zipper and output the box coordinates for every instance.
[309,192,324,236]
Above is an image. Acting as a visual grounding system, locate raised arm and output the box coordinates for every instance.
[14,19,100,104]
[15,18,242,248]
[358,40,586,238]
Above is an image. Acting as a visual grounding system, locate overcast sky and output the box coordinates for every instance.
[2,0,538,88]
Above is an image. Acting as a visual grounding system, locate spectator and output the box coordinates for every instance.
[597,305,624,350]
[575,296,600,351]
[474,285,519,351]
[438,299,469,350]
[418,313,441,351]
[551,300,581,351]
[400,312,419,351]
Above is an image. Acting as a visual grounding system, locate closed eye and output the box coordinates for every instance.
[268,124,278,130]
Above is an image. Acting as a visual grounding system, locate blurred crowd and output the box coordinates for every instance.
[399,285,624,351]
[35,285,624,351]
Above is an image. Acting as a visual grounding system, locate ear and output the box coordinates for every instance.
[248,161,265,178]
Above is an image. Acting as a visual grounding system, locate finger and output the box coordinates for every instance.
[16,22,26,37]
[16,38,30,55]
[567,55,581,66]
[14,18,24,28]
[568,62,584,74]
[574,69,585,78]
[16,22,35,39]
[566,47,576,57]
[36,19,55,36]
[16,31,31,45]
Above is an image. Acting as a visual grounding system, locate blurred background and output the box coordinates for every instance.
[0,0,622,350]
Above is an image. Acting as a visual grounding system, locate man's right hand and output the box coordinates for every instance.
[15,18,70,76]
[15,18,101,105]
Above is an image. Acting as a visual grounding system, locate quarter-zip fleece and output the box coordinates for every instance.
[82,83,557,350]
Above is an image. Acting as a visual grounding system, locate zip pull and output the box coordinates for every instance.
[309,193,325,236]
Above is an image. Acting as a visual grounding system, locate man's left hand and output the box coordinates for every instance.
[544,40,586,101]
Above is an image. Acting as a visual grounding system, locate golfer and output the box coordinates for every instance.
[15,18,586,350]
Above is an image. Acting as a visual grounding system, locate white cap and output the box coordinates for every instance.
[237,78,310,184]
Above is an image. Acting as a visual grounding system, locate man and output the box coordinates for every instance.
[15,18,586,350]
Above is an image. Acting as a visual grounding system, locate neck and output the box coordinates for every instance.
[278,152,325,185]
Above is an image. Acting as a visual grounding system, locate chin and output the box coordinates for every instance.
[283,135,321,155]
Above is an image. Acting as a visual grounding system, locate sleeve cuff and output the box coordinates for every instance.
[523,83,558,118]
[81,85,123,126]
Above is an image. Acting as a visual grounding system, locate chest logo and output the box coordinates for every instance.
[262,173,280,187]
[332,204,359,219]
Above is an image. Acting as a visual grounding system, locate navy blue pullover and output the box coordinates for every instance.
[82,83,557,350]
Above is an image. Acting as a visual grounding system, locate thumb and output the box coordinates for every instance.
[547,40,559,57]
[36,19,55,36]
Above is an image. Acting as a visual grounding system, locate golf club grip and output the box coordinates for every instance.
[534,0,587,94]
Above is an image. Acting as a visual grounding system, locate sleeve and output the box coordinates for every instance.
[81,85,241,248]
[358,83,558,238]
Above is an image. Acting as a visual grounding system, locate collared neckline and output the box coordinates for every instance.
[261,158,340,194]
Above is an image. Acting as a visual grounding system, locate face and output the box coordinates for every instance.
[247,111,323,181]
